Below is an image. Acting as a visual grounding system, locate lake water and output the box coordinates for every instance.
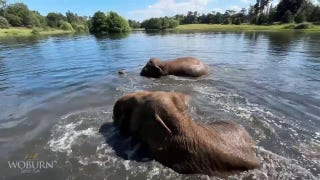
[0,31,319,179]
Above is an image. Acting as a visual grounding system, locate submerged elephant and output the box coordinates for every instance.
[140,57,208,78]
[112,91,260,175]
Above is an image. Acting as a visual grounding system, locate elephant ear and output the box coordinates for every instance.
[172,93,191,112]
[155,113,172,135]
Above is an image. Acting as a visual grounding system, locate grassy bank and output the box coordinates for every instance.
[0,27,74,37]
[174,24,320,32]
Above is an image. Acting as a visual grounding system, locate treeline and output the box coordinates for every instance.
[1,0,320,33]
[141,17,179,30]
[0,2,88,32]
[128,0,320,30]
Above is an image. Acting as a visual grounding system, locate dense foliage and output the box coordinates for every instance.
[0,16,9,28]
[60,21,73,31]
[137,0,320,29]
[128,19,141,29]
[6,3,33,26]
[1,0,320,33]
[106,12,130,33]
[46,12,65,28]
[141,17,179,30]
[89,11,130,34]
[0,2,88,32]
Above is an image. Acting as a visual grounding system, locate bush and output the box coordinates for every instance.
[89,11,108,34]
[168,19,179,28]
[0,16,10,28]
[142,17,178,30]
[31,11,47,28]
[295,13,306,23]
[143,18,163,30]
[257,14,268,25]
[223,18,231,24]
[72,23,88,32]
[46,12,66,28]
[105,12,130,33]
[6,14,22,26]
[90,11,131,34]
[294,22,313,29]
[60,21,73,31]
[232,18,241,25]
[250,16,258,24]
[283,24,296,29]
[31,28,40,35]
[128,19,141,29]
[6,3,33,26]
[281,10,294,23]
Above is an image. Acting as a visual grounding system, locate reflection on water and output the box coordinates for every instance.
[0,31,319,179]
[94,32,131,40]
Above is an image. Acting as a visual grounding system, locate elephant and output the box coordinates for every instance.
[112,91,260,175]
[140,57,208,78]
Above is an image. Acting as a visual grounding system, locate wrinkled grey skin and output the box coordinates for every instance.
[140,57,208,78]
[113,91,260,175]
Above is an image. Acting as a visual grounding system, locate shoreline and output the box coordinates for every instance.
[0,27,74,38]
[173,24,320,32]
[2,23,320,38]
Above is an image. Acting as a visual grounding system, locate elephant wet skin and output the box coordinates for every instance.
[140,57,208,78]
[112,91,260,175]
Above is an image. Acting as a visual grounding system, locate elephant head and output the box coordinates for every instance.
[140,58,166,78]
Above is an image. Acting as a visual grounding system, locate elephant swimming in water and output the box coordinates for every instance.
[140,57,208,78]
[112,91,260,175]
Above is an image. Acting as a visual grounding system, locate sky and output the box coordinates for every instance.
[9,0,319,21]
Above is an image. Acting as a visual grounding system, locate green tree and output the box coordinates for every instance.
[66,10,78,24]
[6,3,32,26]
[281,10,294,23]
[90,11,130,34]
[5,13,21,26]
[257,13,269,24]
[309,6,320,22]
[30,11,46,27]
[174,14,185,24]
[161,17,170,29]
[105,11,130,33]
[223,18,231,24]
[276,0,307,21]
[295,12,306,23]
[183,11,199,24]
[128,19,141,28]
[214,12,223,24]
[65,10,88,32]
[168,18,179,28]
[232,18,241,25]
[268,5,277,24]
[0,16,9,28]
[60,21,73,31]
[46,12,66,28]
[143,18,162,29]
[304,2,317,21]
[142,17,178,30]
[89,11,108,34]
